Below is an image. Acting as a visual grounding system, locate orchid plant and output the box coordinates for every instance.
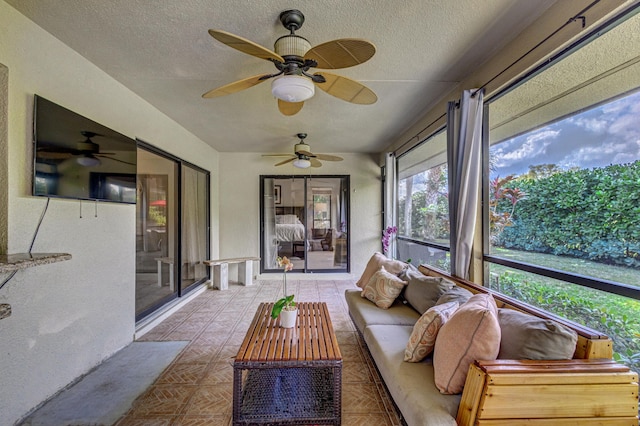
[271,256,296,318]
[382,226,397,255]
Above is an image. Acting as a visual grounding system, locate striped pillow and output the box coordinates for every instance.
[404,301,459,362]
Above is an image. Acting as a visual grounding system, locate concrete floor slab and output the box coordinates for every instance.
[20,341,187,426]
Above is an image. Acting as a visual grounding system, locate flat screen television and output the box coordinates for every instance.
[33,95,137,204]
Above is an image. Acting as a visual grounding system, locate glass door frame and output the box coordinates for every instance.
[260,175,350,274]
[136,140,210,321]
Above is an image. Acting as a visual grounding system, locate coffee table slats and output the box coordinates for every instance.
[321,303,341,360]
[235,302,341,363]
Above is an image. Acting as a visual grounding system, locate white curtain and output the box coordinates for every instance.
[447,89,484,279]
[264,180,278,269]
[181,167,207,279]
[384,152,397,258]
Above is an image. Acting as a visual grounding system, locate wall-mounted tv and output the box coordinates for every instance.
[33,95,137,204]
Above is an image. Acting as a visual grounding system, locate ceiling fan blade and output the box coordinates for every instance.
[314,153,343,162]
[305,39,376,69]
[96,155,136,166]
[278,99,304,116]
[310,158,323,168]
[208,29,284,62]
[202,74,269,98]
[314,72,377,105]
[262,154,296,158]
[36,151,74,159]
[274,158,296,166]
[296,148,314,157]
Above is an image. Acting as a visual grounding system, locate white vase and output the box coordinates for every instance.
[280,308,297,328]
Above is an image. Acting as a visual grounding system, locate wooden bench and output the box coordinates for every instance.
[417,265,639,425]
[154,257,174,291]
[204,257,260,290]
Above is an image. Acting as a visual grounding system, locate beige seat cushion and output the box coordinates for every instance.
[364,325,461,425]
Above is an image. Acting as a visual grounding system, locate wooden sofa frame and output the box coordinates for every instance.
[418,265,639,425]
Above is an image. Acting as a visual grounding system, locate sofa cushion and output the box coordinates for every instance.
[363,325,461,426]
[498,308,578,360]
[435,285,473,306]
[356,252,406,289]
[345,289,419,333]
[404,301,459,362]
[362,267,408,309]
[400,266,455,314]
[433,293,501,394]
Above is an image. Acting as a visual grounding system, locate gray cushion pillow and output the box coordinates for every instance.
[435,285,473,306]
[497,308,578,360]
[399,266,455,314]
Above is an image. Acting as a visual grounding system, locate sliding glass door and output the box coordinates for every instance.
[261,175,349,273]
[136,143,210,320]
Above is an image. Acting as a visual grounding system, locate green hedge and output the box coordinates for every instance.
[490,268,640,372]
[496,161,640,268]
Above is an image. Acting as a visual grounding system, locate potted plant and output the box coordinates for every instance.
[271,256,297,328]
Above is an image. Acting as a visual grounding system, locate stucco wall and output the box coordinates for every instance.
[219,152,382,279]
[0,3,219,423]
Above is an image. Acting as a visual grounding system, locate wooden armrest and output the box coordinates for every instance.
[457,359,638,426]
[475,358,630,374]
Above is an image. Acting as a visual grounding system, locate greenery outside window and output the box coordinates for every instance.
[397,128,450,270]
[484,9,640,373]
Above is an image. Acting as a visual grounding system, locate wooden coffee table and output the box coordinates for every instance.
[232,302,342,425]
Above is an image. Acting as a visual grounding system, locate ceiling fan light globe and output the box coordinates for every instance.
[292,158,311,169]
[271,75,314,103]
[77,155,101,167]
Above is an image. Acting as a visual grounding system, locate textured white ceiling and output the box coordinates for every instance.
[6,0,556,154]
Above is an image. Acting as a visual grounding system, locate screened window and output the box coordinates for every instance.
[485,9,640,372]
[397,129,450,270]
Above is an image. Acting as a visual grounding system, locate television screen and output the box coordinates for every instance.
[33,95,137,203]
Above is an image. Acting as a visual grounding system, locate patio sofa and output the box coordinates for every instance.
[346,254,639,425]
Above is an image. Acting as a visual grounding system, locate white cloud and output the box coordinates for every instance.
[493,128,560,167]
[570,117,609,134]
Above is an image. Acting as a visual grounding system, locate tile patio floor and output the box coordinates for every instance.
[115,278,403,425]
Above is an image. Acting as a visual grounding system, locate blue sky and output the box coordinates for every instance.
[491,90,640,178]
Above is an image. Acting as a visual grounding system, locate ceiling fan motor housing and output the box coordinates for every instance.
[294,142,312,155]
[274,35,311,60]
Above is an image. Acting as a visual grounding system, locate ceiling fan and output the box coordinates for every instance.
[202,9,377,116]
[36,131,134,166]
[263,133,343,168]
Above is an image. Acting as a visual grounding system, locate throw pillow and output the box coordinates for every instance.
[435,285,473,306]
[497,308,578,360]
[362,266,408,309]
[404,301,459,362]
[356,252,406,289]
[433,293,501,394]
[400,266,455,314]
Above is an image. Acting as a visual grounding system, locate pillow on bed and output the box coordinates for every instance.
[362,266,408,309]
[356,252,406,289]
[276,214,300,224]
[497,308,578,360]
